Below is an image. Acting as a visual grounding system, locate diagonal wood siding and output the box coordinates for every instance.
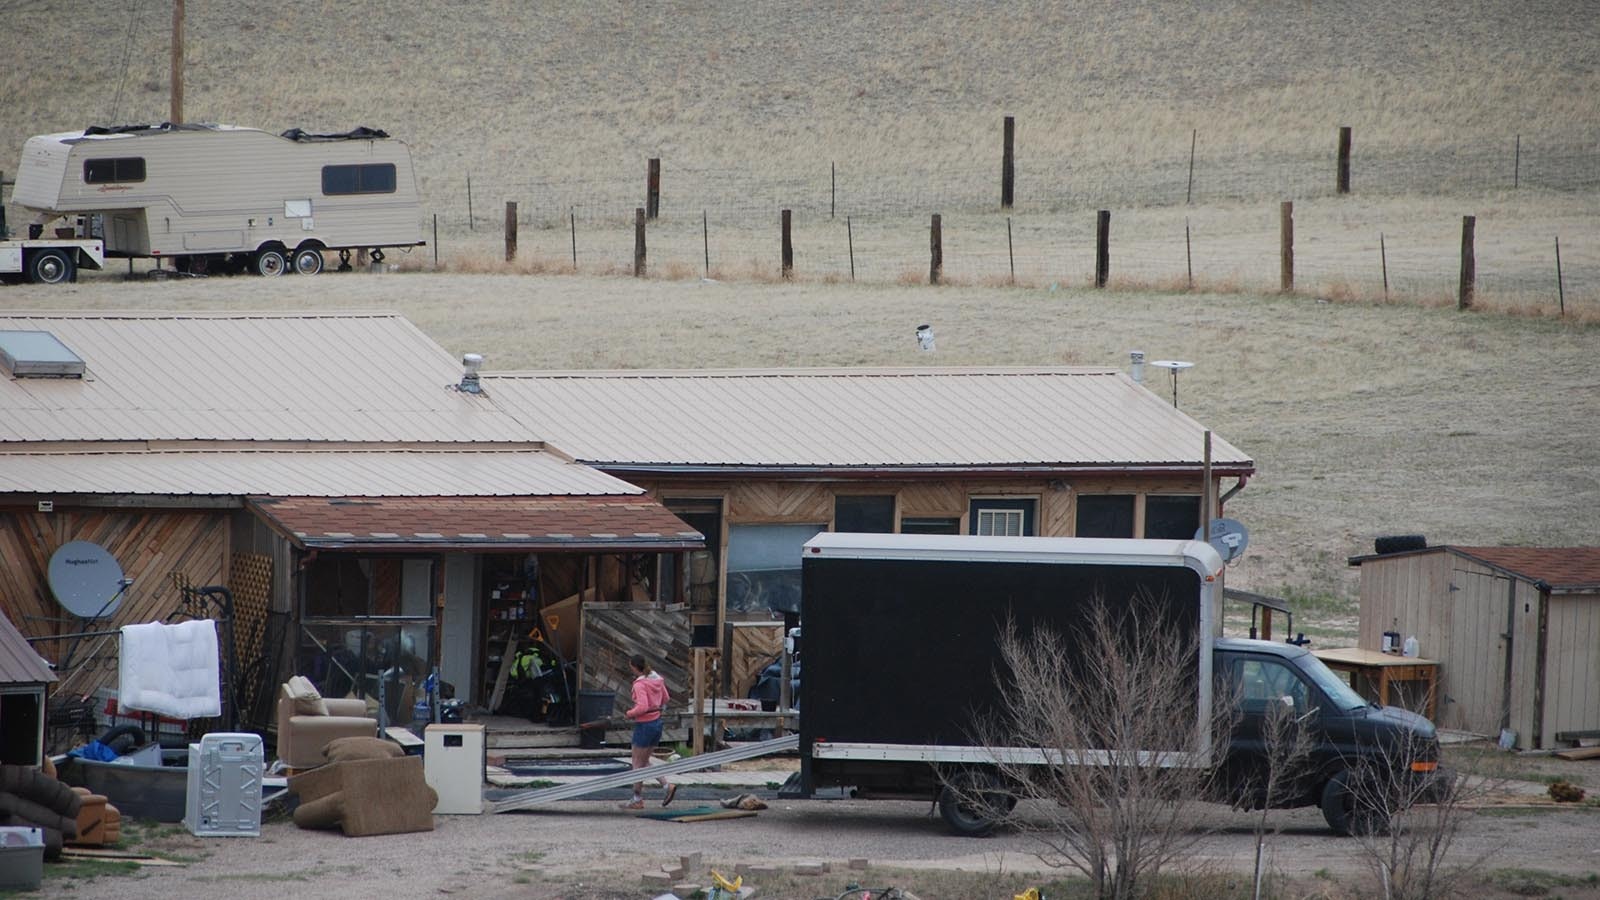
[579,603,693,718]
[728,482,831,523]
[0,506,230,700]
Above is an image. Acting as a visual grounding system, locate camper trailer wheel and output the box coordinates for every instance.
[293,247,324,276]
[337,249,353,272]
[27,248,75,285]
[254,248,287,277]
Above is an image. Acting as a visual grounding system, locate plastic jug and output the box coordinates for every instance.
[1402,635,1419,658]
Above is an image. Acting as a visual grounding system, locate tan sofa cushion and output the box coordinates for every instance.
[283,675,329,717]
[289,756,437,837]
[323,737,403,764]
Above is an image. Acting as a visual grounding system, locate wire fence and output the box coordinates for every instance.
[428,139,1600,230]
[427,206,1599,312]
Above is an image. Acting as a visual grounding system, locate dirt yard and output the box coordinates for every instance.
[39,757,1600,900]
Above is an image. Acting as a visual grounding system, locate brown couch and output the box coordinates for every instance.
[289,755,437,837]
[275,678,377,769]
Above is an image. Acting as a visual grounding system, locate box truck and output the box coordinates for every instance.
[7,123,421,279]
[798,533,1444,836]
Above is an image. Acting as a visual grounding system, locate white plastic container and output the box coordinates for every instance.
[0,827,43,891]
[1403,635,1420,658]
[424,723,485,814]
[183,732,264,837]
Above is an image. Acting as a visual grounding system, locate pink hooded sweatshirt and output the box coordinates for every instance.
[627,671,669,723]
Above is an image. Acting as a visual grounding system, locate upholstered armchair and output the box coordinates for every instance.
[275,676,377,769]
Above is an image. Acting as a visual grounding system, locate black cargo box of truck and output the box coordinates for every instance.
[797,533,1224,798]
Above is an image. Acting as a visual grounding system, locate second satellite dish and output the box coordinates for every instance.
[1196,518,1250,563]
[47,540,127,618]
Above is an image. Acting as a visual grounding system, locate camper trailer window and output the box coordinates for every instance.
[83,157,146,184]
[321,163,397,195]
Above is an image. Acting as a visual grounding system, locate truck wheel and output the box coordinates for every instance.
[1320,769,1388,836]
[254,248,287,277]
[27,249,75,285]
[939,770,1014,837]
[293,247,324,276]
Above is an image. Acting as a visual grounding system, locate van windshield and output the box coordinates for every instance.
[1297,654,1369,711]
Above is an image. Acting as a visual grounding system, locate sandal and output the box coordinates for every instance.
[661,783,678,807]
[619,800,644,810]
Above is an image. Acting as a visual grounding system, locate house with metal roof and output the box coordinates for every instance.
[484,367,1254,640]
[1350,543,1600,749]
[1,312,1255,746]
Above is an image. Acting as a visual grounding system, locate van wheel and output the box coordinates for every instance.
[292,247,324,276]
[28,249,75,284]
[939,769,1015,837]
[1320,769,1388,836]
[254,249,287,277]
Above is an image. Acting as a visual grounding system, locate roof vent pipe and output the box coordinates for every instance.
[459,353,484,394]
[915,324,935,352]
[1129,350,1145,384]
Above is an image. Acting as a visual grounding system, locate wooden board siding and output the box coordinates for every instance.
[897,483,966,518]
[727,623,783,698]
[579,602,693,720]
[0,506,229,700]
[1544,593,1600,748]
[728,482,831,524]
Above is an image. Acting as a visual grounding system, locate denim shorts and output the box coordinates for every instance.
[631,718,663,748]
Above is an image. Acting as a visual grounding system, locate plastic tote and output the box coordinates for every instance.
[184,732,264,837]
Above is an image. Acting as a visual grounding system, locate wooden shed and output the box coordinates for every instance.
[0,611,56,766]
[1351,544,1600,749]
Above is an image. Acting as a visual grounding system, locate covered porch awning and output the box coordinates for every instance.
[248,495,705,552]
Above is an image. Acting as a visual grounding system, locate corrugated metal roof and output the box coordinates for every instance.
[0,612,56,685]
[0,449,639,497]
[1451,547,1600,591]
[249,495,704,552]
[0,312,529,444]
[483,368,1254,472]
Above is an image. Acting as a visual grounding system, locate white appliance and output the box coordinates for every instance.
[423,724,485,814]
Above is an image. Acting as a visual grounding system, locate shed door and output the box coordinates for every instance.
[1447,569,1517,738]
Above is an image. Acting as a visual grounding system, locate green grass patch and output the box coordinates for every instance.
[1485,868,1600,896]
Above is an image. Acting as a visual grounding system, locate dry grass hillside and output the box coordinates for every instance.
[2,2,1598,635]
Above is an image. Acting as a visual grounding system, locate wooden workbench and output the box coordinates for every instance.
[1312,647,1440,720]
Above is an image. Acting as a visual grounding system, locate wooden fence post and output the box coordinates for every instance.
[1185,217,1193,289]
[1094,209,1110,288]
[1337,126,1352,194]
[831,162,836,219]
[1280,201,1294,293]
[1006,217,1015,285]
[781,209,793,279]
[633,207,646,277]
[1380,232,1389,301]
[702,210,710,278]
[1555,236,1565,316]
[1001,115,1015,209]
[569,208,577,269]
[466,173,474,231]
[432,213,438,269]
[646,158,661,219]
[692,648,707,756]
[1458,214,1476,309]
[504,201,517,262]
[846,215,854,282]
[1186,129,1197,205]
[929,213,943,284]
[1514,135,1521,189]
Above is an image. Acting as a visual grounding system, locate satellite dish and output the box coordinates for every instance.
[1148,360,1194,408]
[1195,518,1250,563]
[48,541,127,619]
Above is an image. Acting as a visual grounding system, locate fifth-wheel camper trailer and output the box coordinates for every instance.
[10,124,423,276]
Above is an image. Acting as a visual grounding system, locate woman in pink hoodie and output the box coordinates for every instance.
[622,654,675,809]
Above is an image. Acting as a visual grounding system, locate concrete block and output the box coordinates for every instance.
[661,863,686,878]
[848,857,870,870]
[794,863,825,876]
[680,851,704,872]
[673,884,701,896]
[641,871,674,886]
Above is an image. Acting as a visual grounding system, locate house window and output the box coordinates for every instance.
[1076,494,1135,537]
[969,499,1036,536]
[661,498,721,612]
[83,157,145,184]
[1145,495,1203,540]
[901,517,960,535]
[297,554,435,715]
[321,163,397,195]
[726,523,825,617]
[834,495,895,533]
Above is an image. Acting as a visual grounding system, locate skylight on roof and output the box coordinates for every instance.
[0,330,85,378]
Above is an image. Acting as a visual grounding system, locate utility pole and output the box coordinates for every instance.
[170,0,184,124]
